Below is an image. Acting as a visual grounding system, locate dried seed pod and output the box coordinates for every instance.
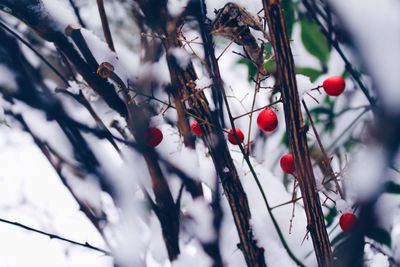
[212,3,267,75]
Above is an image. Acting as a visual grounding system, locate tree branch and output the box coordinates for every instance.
[262,1,333,266]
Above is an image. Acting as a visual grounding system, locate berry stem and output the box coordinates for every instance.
[233,99,282,120]
[245,72,261,154]
[302,99,344,198]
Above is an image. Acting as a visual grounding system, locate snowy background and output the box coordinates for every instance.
[0,0,399,266]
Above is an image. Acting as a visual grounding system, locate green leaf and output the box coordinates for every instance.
[324,95,335,109]
[343,137,358,152]
[237,58,257,82]
[366,227,391,248]
[384,181,400,194]
[282,0,296,38]
[325,206,338,228]
[300,18,330,64]
[310,107,333,116]
[281,133,290,148]
[263,44,276,73]
[264,42,273,53]
[341,69,350,79]
[296,67,323,82]
[264,60,276,73]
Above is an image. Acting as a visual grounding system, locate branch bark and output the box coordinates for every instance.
[96,0,115,52]
[262,1,333,266]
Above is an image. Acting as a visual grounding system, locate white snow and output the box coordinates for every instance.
[184,198,215,243]
[11,101,75,163]
[335,199,351,213]
[168,0,189,17]
[196,76,212,89]
[0,64,18,93]
[170,47,191,69]
[346,144,386,201]
[80,28,130,83]
[0,105,5,122]
[62,170,103,212]
[172,242,213,267]
[40,0,77,31]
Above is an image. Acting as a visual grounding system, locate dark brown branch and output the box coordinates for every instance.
[192,2,305,266]
[0,1,127,117]
[193,2,266,266]
[96,0,115,52]
[0,26,117,197]
[125,102,181,261]
[262,1,333,266]
[134,0,196,149]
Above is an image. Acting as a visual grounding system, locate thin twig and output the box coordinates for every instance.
[302,0,376,109]
[0,218,111,255]
[96,0,115,52]
[302,99,343,198]
[68,0,86,28]
[0,19,69,86]
[233,99,282,120]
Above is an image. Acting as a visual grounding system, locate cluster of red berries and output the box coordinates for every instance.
[189,105,279,146]
[273,76,346,172]
[146,76,345,148]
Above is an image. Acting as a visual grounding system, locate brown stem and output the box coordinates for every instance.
[261,1,333,266]
[142,150,180,260]
[96,0,115,52]
[110,67,182,260]
[233,99,282,120]
[195,2,267,265]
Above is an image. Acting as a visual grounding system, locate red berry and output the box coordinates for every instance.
[280,153,295,174]
[191,120,203,137]
[228,128,245,145]
[339,213,357,232]
[257,108,278,132]
[323,76,346,96]
[145,127,163,147]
